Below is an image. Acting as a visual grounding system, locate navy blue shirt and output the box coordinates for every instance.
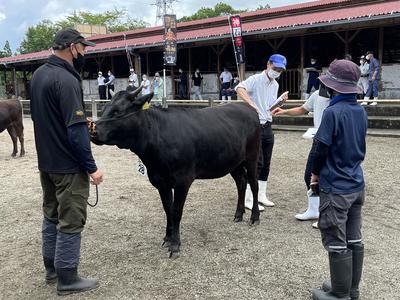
[31,55,97,173]
[314,95,368,194]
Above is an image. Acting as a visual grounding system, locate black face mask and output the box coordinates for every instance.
[72,52,85,72]
[319,83,334,99]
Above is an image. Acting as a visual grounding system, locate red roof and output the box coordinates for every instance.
[1,0,400,65]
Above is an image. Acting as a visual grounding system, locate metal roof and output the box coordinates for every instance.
[1,0,399,65]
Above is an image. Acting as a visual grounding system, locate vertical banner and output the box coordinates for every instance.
[163,14,177,66]
[229,15,245,65]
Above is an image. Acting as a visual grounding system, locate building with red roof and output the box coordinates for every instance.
[1,0,400,99]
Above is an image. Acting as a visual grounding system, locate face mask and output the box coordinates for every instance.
[108,73,111,76]
[72,52,85,72]
[319,83,334,99]
[268,69,281,79]
[360,60,364,64]
[311,60,316,65]
[143,77,147,80]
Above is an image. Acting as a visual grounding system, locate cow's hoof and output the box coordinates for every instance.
[233,216,243,222]
[168,251,180,259]
[20,152,25,157]
[11,153,17,157]
[162,240,171,248]
[248,219,260,226]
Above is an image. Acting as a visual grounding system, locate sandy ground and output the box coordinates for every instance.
[0,118,399,300]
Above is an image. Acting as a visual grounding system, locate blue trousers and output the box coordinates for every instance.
[365,80,379,98]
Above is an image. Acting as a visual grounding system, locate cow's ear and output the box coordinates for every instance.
[127,86,143,101]
[134,92,154,108]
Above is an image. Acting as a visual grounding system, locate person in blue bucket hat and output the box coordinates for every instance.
[235,54,289,211]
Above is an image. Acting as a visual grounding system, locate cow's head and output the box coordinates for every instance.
[90,87,154,147]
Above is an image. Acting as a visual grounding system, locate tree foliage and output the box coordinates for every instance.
[18,20,58,54]
[17,9,149,54]
[0,40,12,57]
[178,3,246,22]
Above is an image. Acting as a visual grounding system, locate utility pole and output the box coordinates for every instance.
[154,0,177,25]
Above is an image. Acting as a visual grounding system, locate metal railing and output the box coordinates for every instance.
[14,98,400,119]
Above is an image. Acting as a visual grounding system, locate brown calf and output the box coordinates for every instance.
[0,100,25,157]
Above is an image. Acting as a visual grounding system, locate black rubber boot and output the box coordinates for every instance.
[322,244,364,299]
[312,250,352,300]
[43,257,57,284]
[56,267,98,296]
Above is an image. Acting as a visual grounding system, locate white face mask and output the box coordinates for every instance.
[360,60,364,65]
[143,77,147,80]
[311,60,316,64]
[268,69,281,79]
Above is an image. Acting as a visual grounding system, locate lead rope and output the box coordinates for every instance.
[87,185,99,207]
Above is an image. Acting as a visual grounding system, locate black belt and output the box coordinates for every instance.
[260,122,272,128]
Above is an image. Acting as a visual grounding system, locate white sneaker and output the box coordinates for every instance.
[244,184,264,211]
[360,102,368,106]
[312,221,319,229]
[370,101,378,106]
[295,191,319,220]
[258,180,275,207]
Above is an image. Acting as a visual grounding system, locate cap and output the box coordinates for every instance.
[52,28,96,50]
[98,71,102,75]
[269,54,287,70]
[318,59,362,94]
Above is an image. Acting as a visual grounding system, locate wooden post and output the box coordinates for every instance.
[111,56,115,74]
[12,67,17,98]
[378,27,384,91]
[378,27,384,65]
[188,47,192,99]
[146,51,149,76]
[300,36,305,99]
[239,63,245,82]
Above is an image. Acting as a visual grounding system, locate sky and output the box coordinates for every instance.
[0,0,305,53]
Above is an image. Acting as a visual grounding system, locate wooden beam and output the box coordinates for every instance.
[146,51,149,75]
[188,47,192,97]
[334,32,346,44]
[277,37,287,50]
[300,36,304,99]
[349,29,361,42]
[379,27,384,66]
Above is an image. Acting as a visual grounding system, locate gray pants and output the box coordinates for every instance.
[319,189,365,252]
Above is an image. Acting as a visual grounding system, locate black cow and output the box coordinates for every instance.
[91,88,260,257]
[0,100,25,157]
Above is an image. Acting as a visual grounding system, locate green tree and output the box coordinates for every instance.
[18,20,58,54]
[56,9,149,32]
[0,40,12,58]
[256,4,271,10]
[18,9,149,54]
[178,2,246,22]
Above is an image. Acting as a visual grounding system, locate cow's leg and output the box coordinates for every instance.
[231,164,246,222]
[169,182,191,257]
[157,185,173,248]
[16,122,25,157]
[7,126,18,157]
[246,160,260,226]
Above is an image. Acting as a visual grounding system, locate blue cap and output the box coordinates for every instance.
[269,54,287,69]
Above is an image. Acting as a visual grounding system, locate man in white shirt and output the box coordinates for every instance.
[358,56,369,98]
[235,54,289,211]
[141,74,151,95]
[219,67,233,100]
[128,68,139,89]
[97,71,106,99]
[273,88,330,227]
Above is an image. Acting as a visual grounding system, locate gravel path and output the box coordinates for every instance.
[0,118,399,299]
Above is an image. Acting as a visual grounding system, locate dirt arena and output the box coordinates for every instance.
[0,118,399,300]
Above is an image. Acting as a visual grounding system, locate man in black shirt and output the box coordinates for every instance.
[30,28,103,296]
[176,68,187,99]
[191,68,203,100]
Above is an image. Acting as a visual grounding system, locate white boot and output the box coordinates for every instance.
[244,184,264,211]
[295,190,320,220]
[361,96,369,106]
[258,180,275,207]
[227,96,232,101]
[370,97,378,106]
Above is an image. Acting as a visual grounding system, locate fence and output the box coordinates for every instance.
[14,99,400,119]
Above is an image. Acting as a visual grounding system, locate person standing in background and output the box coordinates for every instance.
[305,58,322,100]
[358,56,369,99]
[362,51,380,106]
[191,69,203,100]
[97,71,106,100]
[105,70,115,99]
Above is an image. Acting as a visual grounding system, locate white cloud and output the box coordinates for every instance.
[0,12,6,24]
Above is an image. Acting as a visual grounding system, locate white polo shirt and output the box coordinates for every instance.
[235,71,279,123]
[220,71,233,83]
[302,90,330,129]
